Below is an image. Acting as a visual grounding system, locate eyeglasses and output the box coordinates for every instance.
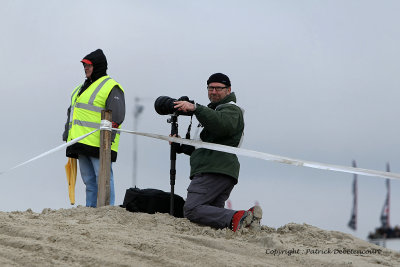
[207,86,228,92]
[83,63,92,68]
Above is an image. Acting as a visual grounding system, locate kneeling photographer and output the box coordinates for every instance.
[172,73,262,232]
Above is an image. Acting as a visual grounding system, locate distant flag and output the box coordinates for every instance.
[380,163,391,228]
[226,199,232,209]
[348,160,357,231]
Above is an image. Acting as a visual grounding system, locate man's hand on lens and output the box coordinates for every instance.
[174,101,195,113]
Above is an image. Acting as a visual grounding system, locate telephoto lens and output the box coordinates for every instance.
[154,96,194,116]
[154,96,177,115]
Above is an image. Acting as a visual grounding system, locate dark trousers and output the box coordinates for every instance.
[183,173,236,229]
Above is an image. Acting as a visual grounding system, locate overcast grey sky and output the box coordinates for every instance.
[1,0,400,242]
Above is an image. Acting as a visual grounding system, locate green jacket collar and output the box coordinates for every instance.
[207,92,237,109]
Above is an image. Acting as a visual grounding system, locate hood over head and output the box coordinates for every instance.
[81,49,108,81]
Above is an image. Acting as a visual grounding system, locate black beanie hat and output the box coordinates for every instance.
[207,73,231,87]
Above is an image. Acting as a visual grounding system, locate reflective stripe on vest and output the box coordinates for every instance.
[75,102,104,113]
[89,77,111,104]
[74,120,100,129]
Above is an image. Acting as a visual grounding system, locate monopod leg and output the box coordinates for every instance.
[169,115,178,216]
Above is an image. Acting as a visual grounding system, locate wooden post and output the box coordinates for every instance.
[97,110,112,207]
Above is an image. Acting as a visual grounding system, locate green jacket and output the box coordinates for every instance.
[190,92,244,182]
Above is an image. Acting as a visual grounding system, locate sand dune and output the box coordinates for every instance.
[0,206,399,266]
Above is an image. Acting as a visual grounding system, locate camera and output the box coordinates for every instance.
[154,96,195,116]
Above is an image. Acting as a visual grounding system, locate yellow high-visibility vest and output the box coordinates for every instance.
[67,76,124,152]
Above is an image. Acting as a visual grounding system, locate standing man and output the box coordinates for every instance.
[173,73,262,232]
[63,49,125,207]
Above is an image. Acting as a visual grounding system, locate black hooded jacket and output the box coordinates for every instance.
[79,49,109,93]
[63,49,125,162]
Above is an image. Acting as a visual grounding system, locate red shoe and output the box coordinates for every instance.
[231,210,253,232]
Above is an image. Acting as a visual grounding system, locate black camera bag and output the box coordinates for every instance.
[121,187,185,218]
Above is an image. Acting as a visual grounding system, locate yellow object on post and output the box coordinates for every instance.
[65,158,77,205]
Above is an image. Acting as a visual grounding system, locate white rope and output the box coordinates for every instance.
[1,126,399,181]
[115,128,400,181]
[0,129,98,175]
[100,120,112,131]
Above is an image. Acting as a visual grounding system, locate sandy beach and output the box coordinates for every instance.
[0,206,399,266]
